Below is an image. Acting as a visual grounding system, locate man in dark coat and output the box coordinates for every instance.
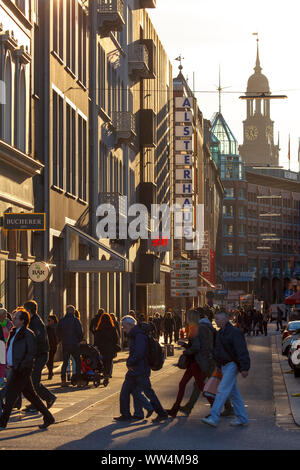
[173,313,182,343]
[23,300,56,412]
[114,316,168,423]
[153,313,162,340]
[163,311,175,344]
[57,305,83,387]
[90,308,104,343]
[202,311,250,428]
[0,309,55,430]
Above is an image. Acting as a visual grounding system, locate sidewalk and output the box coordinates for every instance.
[8,344,182,428]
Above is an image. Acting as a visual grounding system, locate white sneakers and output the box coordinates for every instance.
[202,416,249,428]
[201,416,218,427]
[229,419,248,427]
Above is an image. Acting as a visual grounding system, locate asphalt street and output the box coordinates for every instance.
[0,324,300,451]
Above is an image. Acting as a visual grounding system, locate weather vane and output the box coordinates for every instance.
[175,54,184,72]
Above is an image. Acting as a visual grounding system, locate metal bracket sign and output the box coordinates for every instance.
[3,213,46,231]
[171,289,198,298]
[171,279,197,288]
[171,260,198,270]
[66,259,126,273]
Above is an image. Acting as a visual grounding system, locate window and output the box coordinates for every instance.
[224,242,233,255]
[238,224,245,236]
[66,102,77,195]
[98,44,106,109]
[224,225,233,236]
[3,56,12,144]
[78,4,87,86]
[239,243,246,255]
[225,188,234,198]
[52,89,64,189]
[239,207,245,218]
[238,189,245,199]
[223,205,233,217]
[78,114,87,201]
[18,69,26,152]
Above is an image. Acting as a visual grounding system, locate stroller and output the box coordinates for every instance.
[71,343,108,388]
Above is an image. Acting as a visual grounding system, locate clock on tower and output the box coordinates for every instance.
[239,40,279,167]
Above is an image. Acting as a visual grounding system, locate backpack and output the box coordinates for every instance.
[139,322,165,371]
[148,334,165,371]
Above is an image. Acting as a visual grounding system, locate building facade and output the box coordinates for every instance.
[0,0,43,310]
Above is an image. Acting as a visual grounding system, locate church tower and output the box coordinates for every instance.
[239,39,279,166]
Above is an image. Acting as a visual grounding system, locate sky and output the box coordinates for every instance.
[148,0,300,171]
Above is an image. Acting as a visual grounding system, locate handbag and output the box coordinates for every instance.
[177,353,190,370]
[203,368,222,398]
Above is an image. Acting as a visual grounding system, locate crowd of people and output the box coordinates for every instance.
[0,300,253,430]
[0,301,123,430]
[233,307,270,336]
[114,305,251,428]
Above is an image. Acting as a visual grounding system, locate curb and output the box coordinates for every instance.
[272,335,300,431]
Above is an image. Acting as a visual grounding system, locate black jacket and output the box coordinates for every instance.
[94,324,119,356]
[7,327,36,373]
[29,314,49,356]
[126,323,151,377]
[57,313,83,348]
[46,324,58,351]
[213,322,250,372]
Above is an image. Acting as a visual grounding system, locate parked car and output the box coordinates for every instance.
[288,338,300,377]
[282,321,300,341]
[282,327,300,357]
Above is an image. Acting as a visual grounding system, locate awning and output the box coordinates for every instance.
[65,225,132,273]
[285,291,300,305]
[198,273,216,289]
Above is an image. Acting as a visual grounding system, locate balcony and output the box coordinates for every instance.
[139,109,157,148]
[97,0,125,37]
[141,39,156,79]
[139,0,157,8]
[128,42,150,81]
[112,112,136,147]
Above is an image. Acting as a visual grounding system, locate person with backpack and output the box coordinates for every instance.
[114,316,168,423]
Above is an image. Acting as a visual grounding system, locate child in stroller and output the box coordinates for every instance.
[71,343,109,388]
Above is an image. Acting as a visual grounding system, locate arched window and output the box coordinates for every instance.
[3,56,12,144]
[18,68,26,152]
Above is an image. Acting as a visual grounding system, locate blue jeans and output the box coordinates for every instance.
[120,374,153,418]
[132,376,166,417]
[210,362,248,425]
